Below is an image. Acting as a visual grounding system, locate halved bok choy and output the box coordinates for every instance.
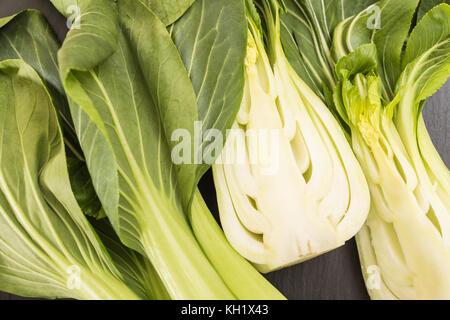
[332,3,450,299]
[213,0,370,273]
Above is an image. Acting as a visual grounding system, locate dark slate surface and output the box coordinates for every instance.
[0,0,448,300]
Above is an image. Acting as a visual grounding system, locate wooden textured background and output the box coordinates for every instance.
[0,0,448,300]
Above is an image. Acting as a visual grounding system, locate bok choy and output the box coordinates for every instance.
[333,4,450,298]
[213,0,370,272]
[328,1,450,299]
[0,9,172,300]
[0,59,141,299]
[279,0,450,299]
[52,0,283,299]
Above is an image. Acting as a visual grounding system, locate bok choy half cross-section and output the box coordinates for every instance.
[332,3,450,297]
[331,3,450,299]
[0,59,141,300]
[212,0,370,273]
[278,0,450,299]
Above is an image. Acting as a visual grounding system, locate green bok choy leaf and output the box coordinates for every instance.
[0,9,102,218]
[280,0,377,101]
[50,0,195,26]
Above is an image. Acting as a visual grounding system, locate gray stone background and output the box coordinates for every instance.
[0,0,448,300]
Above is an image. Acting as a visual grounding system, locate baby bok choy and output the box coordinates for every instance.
[53,0,284,300]
[332,3,450,299]
[0,59,141,300]
[0,9,177,300]
[333,21,450,300]
[213,0,370,273]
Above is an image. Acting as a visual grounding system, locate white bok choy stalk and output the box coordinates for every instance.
[333,10,450,298]
[212,0,370,273]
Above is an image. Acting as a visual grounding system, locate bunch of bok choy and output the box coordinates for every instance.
[0,0,449,301]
